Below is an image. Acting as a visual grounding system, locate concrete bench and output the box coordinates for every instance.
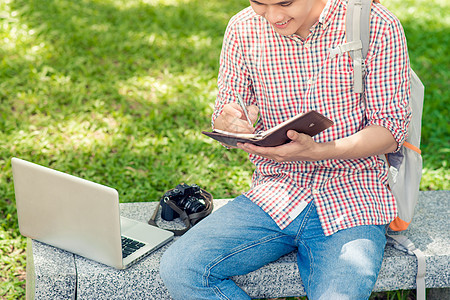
[26,191,450,299]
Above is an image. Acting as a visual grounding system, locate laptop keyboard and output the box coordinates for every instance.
[121,236,146,258]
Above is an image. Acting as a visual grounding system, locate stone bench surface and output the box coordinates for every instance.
[27,191,450,299]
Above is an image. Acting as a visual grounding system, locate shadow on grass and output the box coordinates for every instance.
[1,0,253,231]
[388,1,450,176]
[0,0,445,299]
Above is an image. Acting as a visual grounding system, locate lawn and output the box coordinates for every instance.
[1,0,448,299]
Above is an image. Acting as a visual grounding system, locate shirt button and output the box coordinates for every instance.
[307,78,314,85]
[312,189,319,195]
[304,42,312,48]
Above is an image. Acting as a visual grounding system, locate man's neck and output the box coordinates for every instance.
[296,0,328,39]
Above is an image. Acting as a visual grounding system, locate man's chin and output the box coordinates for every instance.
[272,27,295,36]
[276,31,294,37]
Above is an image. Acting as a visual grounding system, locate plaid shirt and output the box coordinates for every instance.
[212,0,411,235]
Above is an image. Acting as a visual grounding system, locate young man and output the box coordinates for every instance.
[160,0,411,299]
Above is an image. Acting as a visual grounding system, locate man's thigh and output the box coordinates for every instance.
[297,207,387,300]
[162,195,296,279]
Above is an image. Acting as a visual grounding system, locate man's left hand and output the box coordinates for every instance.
[237,130,324,162]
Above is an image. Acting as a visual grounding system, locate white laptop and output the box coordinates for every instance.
[11,157,174,269]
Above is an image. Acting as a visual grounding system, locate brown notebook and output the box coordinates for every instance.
[202,110,333,147]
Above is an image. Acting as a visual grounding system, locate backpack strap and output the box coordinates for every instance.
[386,234,426,300]
[346,0,372,58]
[345,2,426,299]
[345,0,372,93]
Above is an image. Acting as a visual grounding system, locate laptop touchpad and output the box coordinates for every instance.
[120,217,141,233]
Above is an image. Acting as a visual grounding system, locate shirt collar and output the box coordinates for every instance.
[318,0,341,28]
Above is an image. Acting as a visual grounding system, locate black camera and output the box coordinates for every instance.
[160,183,206,221]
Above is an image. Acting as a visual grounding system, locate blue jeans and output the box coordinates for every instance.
[160,196,386,300]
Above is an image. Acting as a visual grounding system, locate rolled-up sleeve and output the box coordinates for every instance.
[212,20,252,128]
[364,16,412,152]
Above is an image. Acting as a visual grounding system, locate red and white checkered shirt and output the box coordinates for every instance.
[212,0,411,235]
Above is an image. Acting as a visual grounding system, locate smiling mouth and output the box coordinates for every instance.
[276,20,290,25]
[274,18,292,27]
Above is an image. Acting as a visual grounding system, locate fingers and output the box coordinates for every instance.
[222,103,242,118]
[287,130,301,141]
[238,131,318,162]
[223,103,258,124]
[238,142,273,156]
[238,142,290,162]
[219,103,255,133]
[247,105,259,124]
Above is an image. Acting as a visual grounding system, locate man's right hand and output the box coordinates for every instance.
[213,103,259,133]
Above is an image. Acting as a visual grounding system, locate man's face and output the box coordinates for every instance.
[249,0,318,37]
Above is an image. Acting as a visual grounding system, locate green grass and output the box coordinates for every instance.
[0,0,448,298]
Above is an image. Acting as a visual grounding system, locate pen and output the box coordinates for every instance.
[236,92,253,126]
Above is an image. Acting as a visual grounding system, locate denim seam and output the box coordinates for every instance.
[294,202,315,296]
[213,285,231,300]
[299,238,314,296]
[294,201,315,242]
[202,233,286,292]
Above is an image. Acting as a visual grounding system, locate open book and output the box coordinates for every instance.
[202,110,333,147]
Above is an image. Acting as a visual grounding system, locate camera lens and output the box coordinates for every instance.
[178,196,206,214]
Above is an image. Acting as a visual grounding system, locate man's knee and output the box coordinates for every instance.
[160,236,208,289]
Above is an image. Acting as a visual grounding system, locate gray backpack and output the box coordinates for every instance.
[331,0,426,298]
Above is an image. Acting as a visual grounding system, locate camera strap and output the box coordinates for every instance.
[148,189,214,236]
